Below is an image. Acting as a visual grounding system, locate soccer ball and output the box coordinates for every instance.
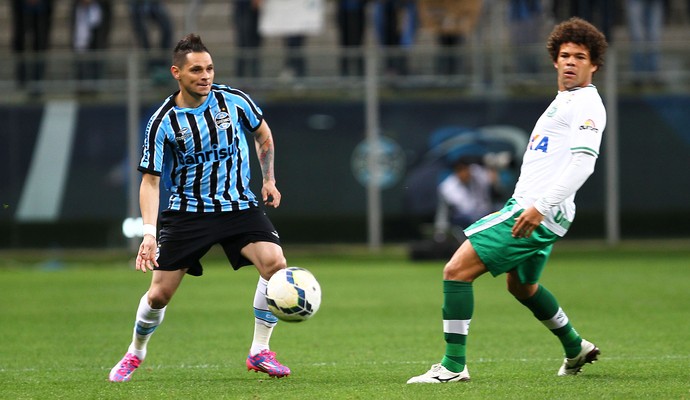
[266,267,321,322]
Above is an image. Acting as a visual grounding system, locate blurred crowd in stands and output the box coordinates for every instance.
[7,0,688,89]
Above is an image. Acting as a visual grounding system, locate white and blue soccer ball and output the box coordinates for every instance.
[266,267,321,322]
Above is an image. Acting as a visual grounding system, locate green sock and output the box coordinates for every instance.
[441,280,473,373]
[518,285,582,358]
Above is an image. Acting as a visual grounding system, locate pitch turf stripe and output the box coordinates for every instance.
[16,100,78,222]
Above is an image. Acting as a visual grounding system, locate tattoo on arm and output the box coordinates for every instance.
[256,132,275,181]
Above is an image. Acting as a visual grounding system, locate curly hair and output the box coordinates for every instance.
[546,17,608,68]
[172,34,210,67]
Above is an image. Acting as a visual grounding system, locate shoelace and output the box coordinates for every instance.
[118,356,139,373]
[262,351,288,372]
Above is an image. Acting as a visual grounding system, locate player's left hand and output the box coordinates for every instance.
[136,235,159,272]
[262,180,281,208]
[512,206,544,238]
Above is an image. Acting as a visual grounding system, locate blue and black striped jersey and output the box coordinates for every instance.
[138,84,264,212]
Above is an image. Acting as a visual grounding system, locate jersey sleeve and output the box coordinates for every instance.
[234,90,264,132]
[533,91,606,215]
[137,113,169,176]
[569,93,606,158]
[533,152,597,215]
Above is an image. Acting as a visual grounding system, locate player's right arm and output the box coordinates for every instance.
[136,173,161,272]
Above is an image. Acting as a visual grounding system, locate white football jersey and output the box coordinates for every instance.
[513,85,606,236]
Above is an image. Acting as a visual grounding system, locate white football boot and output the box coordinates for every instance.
[558,339,600,376]
[407,363,470,384]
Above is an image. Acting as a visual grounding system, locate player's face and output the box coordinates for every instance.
[172,51,214,101]
[553,42,598,91]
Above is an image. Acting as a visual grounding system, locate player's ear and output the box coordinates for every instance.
[170,65,180,80]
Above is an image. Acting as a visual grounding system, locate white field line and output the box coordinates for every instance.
[1,354,690,373]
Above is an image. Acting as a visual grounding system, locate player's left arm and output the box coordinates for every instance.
[533,96,606,216]
[513,152,598,238]
[252,119,281,208]
[514,98,605,238]
[532,152,598,214]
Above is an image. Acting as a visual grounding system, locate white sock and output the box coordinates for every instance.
[128,291,166,360]
[250,277,278,356]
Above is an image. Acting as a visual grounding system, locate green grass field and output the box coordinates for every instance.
[1,242,689,400]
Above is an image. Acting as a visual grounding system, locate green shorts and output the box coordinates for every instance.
[464,199,560,284]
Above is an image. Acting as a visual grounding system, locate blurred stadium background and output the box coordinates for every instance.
[1,0,689,250]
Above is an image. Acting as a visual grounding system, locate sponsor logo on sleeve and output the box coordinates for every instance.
[578,119,598,133]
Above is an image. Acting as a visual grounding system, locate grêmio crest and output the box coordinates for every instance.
[214,111,232,130]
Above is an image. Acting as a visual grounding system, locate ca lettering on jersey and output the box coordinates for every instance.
[529,134,549,153]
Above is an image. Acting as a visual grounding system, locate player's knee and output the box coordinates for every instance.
[442,260,458,280]
[147,288,173,309]
[443,259,474,281]
[263,256,287,277]
[507,280,537,300]
[443,243,484,281]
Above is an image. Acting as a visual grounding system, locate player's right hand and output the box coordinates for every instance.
[512,206,544,238]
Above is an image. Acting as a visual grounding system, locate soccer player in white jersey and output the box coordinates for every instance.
[408,17,609,383]
[109,34,292,382]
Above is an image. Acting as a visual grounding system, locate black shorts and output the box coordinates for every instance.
[155,207,281,276]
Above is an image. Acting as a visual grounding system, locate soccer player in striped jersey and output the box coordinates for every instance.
[408,17,608,383]
[110,34,291,382]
